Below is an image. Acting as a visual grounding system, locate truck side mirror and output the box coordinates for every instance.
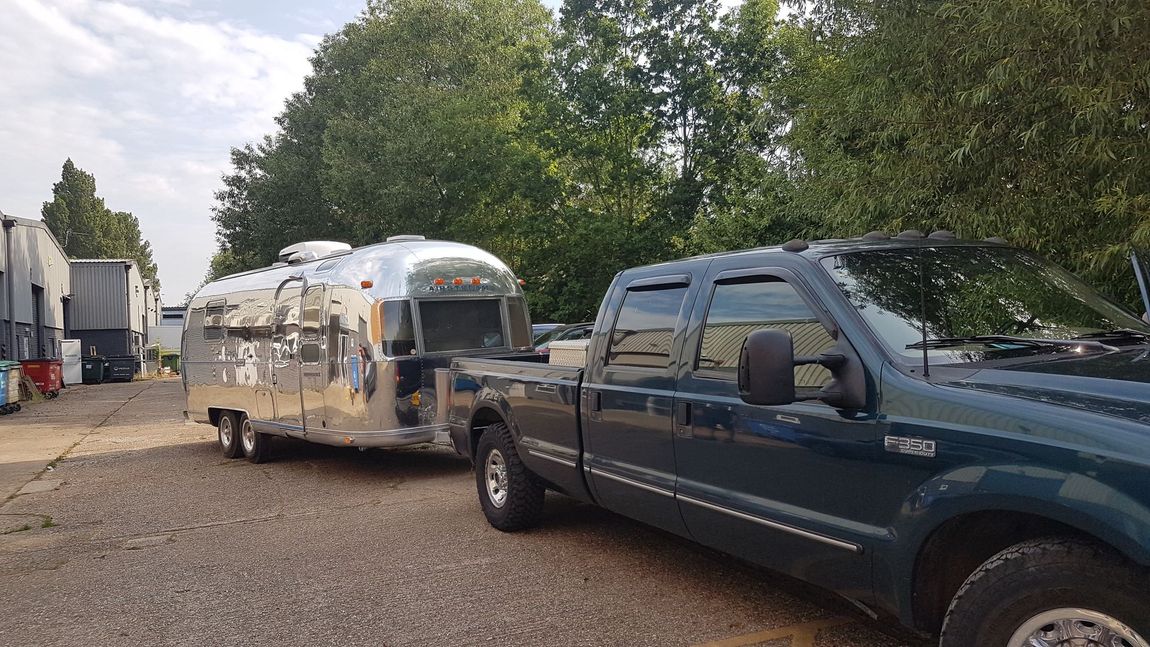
[738,330,797,406]
[738,329,868,410]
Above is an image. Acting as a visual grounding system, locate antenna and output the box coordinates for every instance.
[918,245,930,378]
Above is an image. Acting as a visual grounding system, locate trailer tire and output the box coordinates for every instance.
[217,411,242,458]
[940,537,1150,647]
[239,415,271,464]
[475,422,544,532]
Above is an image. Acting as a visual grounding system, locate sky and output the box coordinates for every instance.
[0,0,749,304]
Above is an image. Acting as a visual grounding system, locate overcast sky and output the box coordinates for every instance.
[0,0,747,304]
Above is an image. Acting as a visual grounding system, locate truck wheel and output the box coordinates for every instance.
[217,411,242,458]
[940,537,1150,647]
[239,415,271,464]
[475,422,544,532]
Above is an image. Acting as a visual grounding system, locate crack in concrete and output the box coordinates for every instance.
[1,382,155,506]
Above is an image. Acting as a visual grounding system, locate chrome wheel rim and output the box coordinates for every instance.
[219,417,233,448]
[241,419,255,453]
[1009,608,1148,647]
[485,449,509,508]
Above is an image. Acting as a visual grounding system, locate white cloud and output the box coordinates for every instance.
[0,0,319,303]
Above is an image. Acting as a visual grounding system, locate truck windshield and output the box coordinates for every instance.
[418,299,507,353]
[822,246,1150,364]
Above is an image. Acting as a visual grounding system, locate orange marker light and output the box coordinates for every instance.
[434,278,445,286]
[518,278,527,286]
[360,280,374,289]
[453,277,464,286]
[471,277,481,285]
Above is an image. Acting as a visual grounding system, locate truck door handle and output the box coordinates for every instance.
[675,402,691,426]
[590,391,602,412]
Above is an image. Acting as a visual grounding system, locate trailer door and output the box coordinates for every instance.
[272,278,305,429]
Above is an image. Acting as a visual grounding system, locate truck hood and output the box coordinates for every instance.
[942,346,1150,425]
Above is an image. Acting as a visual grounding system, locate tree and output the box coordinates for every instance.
[781,0,1150,305]
[41,159,160,287]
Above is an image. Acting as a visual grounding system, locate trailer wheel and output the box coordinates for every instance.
[239,415,271,464]
[475,422,544,532]
[217,411,242,458]
[940,537,1150,647]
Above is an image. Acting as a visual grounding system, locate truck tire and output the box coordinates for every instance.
[940,537,1150,647]
[239,415,271,464]
[475,422,544,532]
[218,411,242,458]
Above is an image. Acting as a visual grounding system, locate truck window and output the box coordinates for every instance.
[203,299,226,341]
[419,299,505,353]
[608,286,687,368]
[698,279,835,388]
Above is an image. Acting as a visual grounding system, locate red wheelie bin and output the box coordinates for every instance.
[20,359,64,398]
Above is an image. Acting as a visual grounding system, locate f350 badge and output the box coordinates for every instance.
[884,435,937,458]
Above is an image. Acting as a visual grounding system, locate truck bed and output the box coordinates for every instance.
[449,354,590,501]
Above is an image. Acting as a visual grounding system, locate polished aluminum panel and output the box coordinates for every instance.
[184,239,530,448]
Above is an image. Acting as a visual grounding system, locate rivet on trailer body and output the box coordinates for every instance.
[862,231,891,240]
[928,230,956,240]
[896,230,925,240]
[984,237,1008,245]
[782,239,809,252]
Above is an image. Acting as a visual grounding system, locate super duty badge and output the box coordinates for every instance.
[885,435,937,458]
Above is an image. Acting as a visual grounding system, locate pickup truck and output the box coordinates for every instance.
[447,233,1150,646]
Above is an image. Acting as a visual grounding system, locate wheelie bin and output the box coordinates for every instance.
[20,359,63,398]
[104,356,136,383]
[82,356,106,385]
[0,361,20,414]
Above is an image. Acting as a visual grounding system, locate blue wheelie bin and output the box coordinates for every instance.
[0,360,22,414]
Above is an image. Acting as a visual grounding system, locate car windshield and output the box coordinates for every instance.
[821,245,1150,364]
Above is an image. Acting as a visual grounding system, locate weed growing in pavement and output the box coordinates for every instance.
[41,517,56,528]
[1,524,32,535]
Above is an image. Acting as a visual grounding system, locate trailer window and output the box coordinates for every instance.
[419,299,505,353]
[377,300,416,357]
[203,299,226,341]
[507,297,532,348]
[300,286,323,364]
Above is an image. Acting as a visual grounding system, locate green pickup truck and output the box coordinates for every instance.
[449,233,1150,646]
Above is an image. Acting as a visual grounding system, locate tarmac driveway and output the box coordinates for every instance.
[0,379,922,647]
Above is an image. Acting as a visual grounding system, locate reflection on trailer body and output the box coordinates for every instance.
[182,237,532,448]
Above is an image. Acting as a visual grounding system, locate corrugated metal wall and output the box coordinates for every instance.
[70,262,130,330]
[6,219,69,329]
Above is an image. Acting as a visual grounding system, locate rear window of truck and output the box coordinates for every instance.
[608,287,687,368]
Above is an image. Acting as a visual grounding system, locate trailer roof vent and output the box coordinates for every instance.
[386,234,427,243]
[277,241,352,264]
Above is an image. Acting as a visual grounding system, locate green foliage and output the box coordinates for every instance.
[211,0,785,320]
[783,0,1150,306]
[41,159,160,287]
[210,0,1150,320]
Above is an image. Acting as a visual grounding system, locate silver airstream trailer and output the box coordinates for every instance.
[182,236,533,461]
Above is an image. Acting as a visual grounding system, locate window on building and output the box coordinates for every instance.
[607,286,687,369]
[697,279,836,388]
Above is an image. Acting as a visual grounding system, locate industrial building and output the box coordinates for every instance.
[70,259,150,358]
[0,214,71,360]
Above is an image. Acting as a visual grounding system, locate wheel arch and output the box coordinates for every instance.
[467,399,513,461]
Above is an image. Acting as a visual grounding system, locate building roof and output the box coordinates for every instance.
[71,258,136,265]
[0,214,69,259]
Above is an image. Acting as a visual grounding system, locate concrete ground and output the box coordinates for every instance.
[0,379,925,647]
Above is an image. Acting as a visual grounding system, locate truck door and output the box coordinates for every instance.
[583,273,699,537]
[671,263,875,597]
[272,277,305,429]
